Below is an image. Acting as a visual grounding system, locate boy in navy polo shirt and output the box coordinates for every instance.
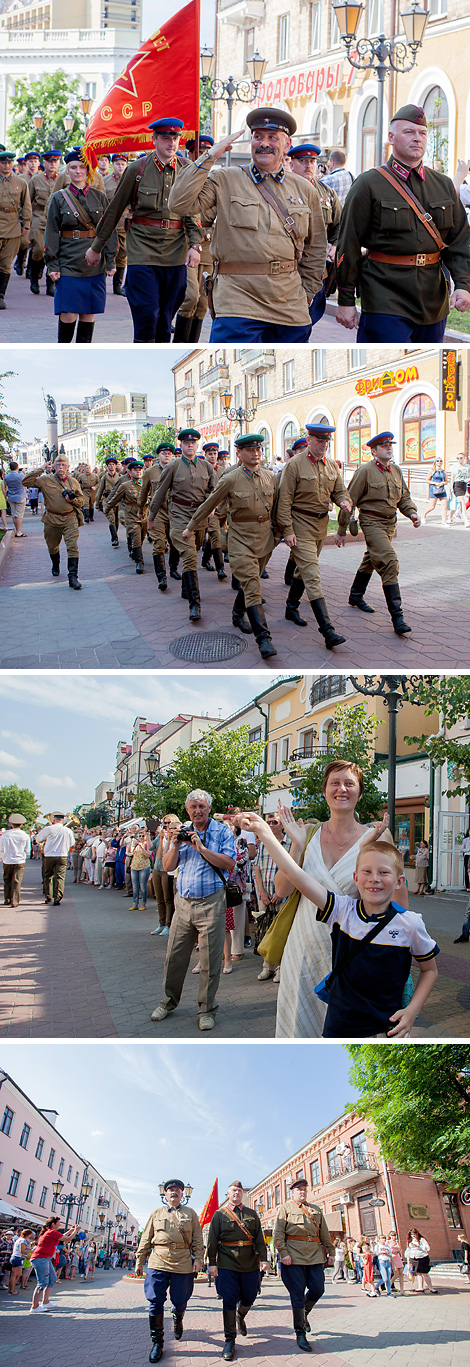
[244,815,439,1038]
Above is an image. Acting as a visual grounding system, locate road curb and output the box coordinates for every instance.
[0,529,13,576]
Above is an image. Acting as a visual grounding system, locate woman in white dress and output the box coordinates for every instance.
[274,761,403,1038]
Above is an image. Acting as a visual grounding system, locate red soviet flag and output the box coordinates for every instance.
[85,0,200,156]
[199,1179,219,1228]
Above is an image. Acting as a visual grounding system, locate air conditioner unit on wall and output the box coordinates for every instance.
[341,1193,353,1204]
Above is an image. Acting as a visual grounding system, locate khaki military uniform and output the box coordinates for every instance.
[179,226,212,321]
[344,460,418,585]
[103,169,128,269]
[168,156,326,325]
[277,452,351,600]
[273,1202,334,1266]
[22,467,83,556]
[136,1205,203,1274]
[105,477,146,551]
[314,179,342,246]
[29,170,60,262]
[186,464,278,607]
[0,172,32,274]
[96,468,120,531]
[138,461,169,556]
[90,153,202,267]
[77,470,98,518]
[149,455,215,572]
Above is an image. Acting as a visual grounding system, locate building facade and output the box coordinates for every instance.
[58,389,166,468]
[112,712,221,820]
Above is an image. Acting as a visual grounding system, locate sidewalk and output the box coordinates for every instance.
[0,861,468,1038]
[1,1266,468,1367]
[1,501,470,669]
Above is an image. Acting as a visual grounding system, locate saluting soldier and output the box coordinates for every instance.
[0,150,31,308]
[135,1178,203,1363]
[85,117,202,342]
[22,453,84,589]
[148,428,215,621]
[168,108,326,343]
[28,149,62,297]
[287,142,341,327]
[345,430,420,634]
[105,457,146,573]
[199,441,227,581]
[336,104,470,342]
[273,1175,335,1353]
[173,133,215,343]
[207,1179,269,1362]
[95,455,121,546]
[182,432,279,658]
[277,423,351,650]
[138,442,176,589]
[103,152,129,296]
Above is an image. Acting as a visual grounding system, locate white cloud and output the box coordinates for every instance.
[0,748,26,767]
[91,1130,104,1137]
[1,729,47,757]
[0,675,253,730]
[0,768,20,783]
[39,774,76,789]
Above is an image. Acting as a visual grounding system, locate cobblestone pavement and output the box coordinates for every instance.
[1,1267,468,1367]
[1,499,469,669]
[1,862,468,1038]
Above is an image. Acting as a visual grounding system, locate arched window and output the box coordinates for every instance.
[311,108,322,140]
[402,394,437,463]
[258,426,271,465]
[423,86,449,172]
[361,98,377,171]
[324,720,336,753]
[282,421,297,456]
[347,406,371,464]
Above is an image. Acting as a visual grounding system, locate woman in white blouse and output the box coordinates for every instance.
[404,1229,437,1293]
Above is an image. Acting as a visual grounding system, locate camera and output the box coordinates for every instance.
[176,825,194,842]
[62,488,75,500]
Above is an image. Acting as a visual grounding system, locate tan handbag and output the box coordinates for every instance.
[257,822,319,965]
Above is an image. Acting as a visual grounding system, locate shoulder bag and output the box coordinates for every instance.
[257,822,319,965]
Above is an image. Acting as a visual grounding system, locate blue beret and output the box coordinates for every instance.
[291,437,308,451]
[202,440,219,451]
[148,118,184,133]
[186,135,214,150]
[288,143,321,158]
[104,456,118,464]
[217,449,230,457]
[24,150,41,159]
[305,424,336,436]
[64,147,84,165]
[43,149,62,160]
[111,151,128,162]
[367,431,395,447]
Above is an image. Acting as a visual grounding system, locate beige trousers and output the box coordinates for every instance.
[160,889,226,1016]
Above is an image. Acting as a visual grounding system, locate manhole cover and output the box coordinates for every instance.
[169,631,248,663]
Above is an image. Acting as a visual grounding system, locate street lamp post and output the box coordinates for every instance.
[220,387,259,437]
[52,1165,93,1231]
[332,1,429,165]
[348,674,435,842]
[200,48,267,165]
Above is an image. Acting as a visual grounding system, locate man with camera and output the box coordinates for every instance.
[22,453,84,589]
[150,790,236,1033]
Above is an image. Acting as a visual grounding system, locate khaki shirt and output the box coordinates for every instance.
[138,461,167,514]
[273,1201,335,1266]
[77,471,98,497]
[30,170,59,232]
[0,172,31,238]
[345,461,418,523]
[22,468,83,528]
[168,155,327,325]
[277,451,351,539]
[103,170,128,233]
[207,1204,267,1273]
[136,1205,203,1274]
[90,152,202,267]
[106,477,143,528]
[45,186,116,276]
[149,456,215,529]
[186,464,278,547]
[95,469,119,503]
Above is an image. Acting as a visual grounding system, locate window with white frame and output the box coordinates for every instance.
[281,736,290,766]
[278,12,290,62]
[330,4,341,46]
[309,0,321,52]
[1,1106,14,1136]
[368,0,383,34]
[19,1123,31,1149]
[234,383,243,409]
[312,350,326,383]
[427,0,447,16]
[257,371,267,402]
[283,360,295,392]
[244,25,255,66]
[349,348,367,370]
[270,742,278,772]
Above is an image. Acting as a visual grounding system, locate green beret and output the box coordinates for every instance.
[0,151,16,161]
[156,442,176,455]
[234,432,265,448]
[390,105,427,128]
[178,428,201,441]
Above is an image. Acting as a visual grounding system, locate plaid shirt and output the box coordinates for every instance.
[176,818,236,900]
[321,167,354,207]
[255,835,290,901]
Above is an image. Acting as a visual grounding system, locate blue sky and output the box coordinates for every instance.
[143,0,216,47]
[0,1042,358,1224]
[0,672,272,814]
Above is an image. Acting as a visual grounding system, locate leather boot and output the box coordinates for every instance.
[113,266,126,295]
[232,588,252,633]
[310,597,345,649]
[246,603,277,659]
[181,576,188,600]
[14,247,28,276]
[0,271,9,308]
[26,249,33,279]
[149,1312,164,1363]
[284,552,296,586]
[237,1304,250,1337]
[58,319,76,342]
[29,259,41,295]
[213,546,227,580]
[169,543,181,579]
[127,533,134,559]
[67,557,82,590]
[46,274,56,297]
[172,312,193,342]
[89,507,94,522]
[76,321,95,343]
[186,569,201,621]
[222,1306,237,1360]
[189,316,203,342]
[383,582,411,634]
[109,523,119,546]
[285,576,307,626]
[50,552,60,577]
[153,552,167,591]
[135,547,144,574]
[293,1307,312,1352]
[172,1309,184,1339]
[304,1299,315,1332]
[349,569,375,613]
[83,508,90,523]
[201,536,215,570]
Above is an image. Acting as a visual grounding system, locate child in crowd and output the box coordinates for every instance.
[243,812,439,1038]
[361,1243,378,1297]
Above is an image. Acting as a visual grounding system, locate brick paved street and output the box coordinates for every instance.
[1,1266,468,1367]
[1,861,468,1038]
[1,497,469,669]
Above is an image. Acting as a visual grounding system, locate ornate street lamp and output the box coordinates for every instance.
[79,97,93,131]
[332,1,428,165]
[52,1165,93,1231]
[221,387,259,437]
[145,753,160,784]
[200,48,267,165]
[158,1182,194,1207]
[348,674,435,842]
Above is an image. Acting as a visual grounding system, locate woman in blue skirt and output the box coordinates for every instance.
[45,146,117,343]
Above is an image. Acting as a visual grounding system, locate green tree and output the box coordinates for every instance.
[82,805,112,828]
[405,676,470,798]
[133,726,269,821]
[138,423,175,458]
[0,371,20,450]
[0,783,41,830]
[7,72,81,156]
[345,1044,470,1187]
[291,702,385,822]
[95,431,129,466]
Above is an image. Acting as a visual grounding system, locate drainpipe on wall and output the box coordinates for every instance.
[381,1159,398,1232]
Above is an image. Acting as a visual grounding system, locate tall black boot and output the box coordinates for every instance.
[149,1312,164,1363]
[153,552,167,590]
[127,533,134,559]
[29,258,41,295]
[310,597,345,649]
[304,1298,316,1332]
[213,547,227,580]
[14,246,28,276]
[169,543,181,579]
[293,1307,312,1352]
[109,522,119,546]
[383,582,411,634]
[25,249,33,280]
[135,547,144,574]
[222,1306,237,1361]
[50,552,60,578]
[189,316,203,342]
[201,535,215,570]
[349,569,375,613]
[246,603,277,659]
[58,318,76,342]
[67,557,82,590]
[232,588,252,633]
[237,1304,250,1337]
[113,266,126,295]
[284,552,296,586]
[172,1309,184,1339]
[185,569,201,621]
[285,576,307,626]
[76,321,95,343]
[83,508,90,523]
[0,271,9,309]
[172,312,193,342]
[181,576,188,600]
[46,274,56,297]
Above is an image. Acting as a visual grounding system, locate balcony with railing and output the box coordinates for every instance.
[239,348,276,373]
[288,745,329,779]
[324,1149,380,1194]
[199,363,230,392]
[175,385,195,403]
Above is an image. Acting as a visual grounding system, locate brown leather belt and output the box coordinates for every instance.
[368,250,440,266]
[217,260,297,276]
[288,1234,320,1242]
[132,216,183,229]
[219,1240,253,1247]
[61,228,95,239]
[230,512,270,524]
[294,508,329,519]
[360,510,397,522]
[171,495,200,511]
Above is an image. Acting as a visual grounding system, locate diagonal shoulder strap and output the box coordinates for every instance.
[376,166,445,252]
[60,187,100,231]
[327,899,402,991]
[241,166,302,259]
